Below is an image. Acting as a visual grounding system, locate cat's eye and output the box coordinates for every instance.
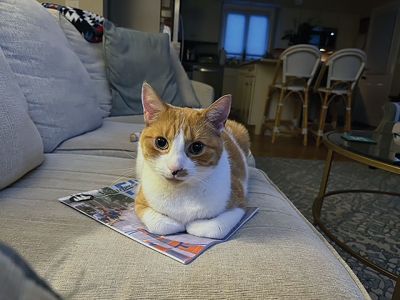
[188,141,204,155]
[155,137,168,150]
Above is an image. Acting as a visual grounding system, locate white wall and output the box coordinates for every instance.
[273,7,360,50]
[78,0,103,15]
[217,0,367,52]
[233,0,398,51]
[39,0,103,15]
[107,0,161,32]
[181,0,222,42]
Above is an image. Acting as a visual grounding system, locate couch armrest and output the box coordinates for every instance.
[191,80,214,108]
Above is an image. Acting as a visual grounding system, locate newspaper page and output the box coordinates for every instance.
[59,180,258,264]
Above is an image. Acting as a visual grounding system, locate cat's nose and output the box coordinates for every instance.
[171,168,183,176]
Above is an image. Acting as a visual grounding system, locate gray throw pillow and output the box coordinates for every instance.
[0,47,44,190]
[104,20,181,116]
[0,0,103,152]
[169,44,201,108]
[49,10,112,118]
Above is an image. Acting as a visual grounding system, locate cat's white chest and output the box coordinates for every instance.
[139,149,231,224]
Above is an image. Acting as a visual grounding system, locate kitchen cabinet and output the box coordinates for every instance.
[223,60,278,135]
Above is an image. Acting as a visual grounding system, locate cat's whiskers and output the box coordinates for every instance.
[189,175,209,187]
[120,150,139,160]
[108,169,136,186]
[103,150,139,183]
[144,162,166,177]
[105,167,135,172]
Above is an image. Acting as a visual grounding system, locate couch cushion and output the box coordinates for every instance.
[0,47,44,190]
[48,10,112,118]
[0,0,103,152]
[104,20,181,116]
[55,119,144,159]
[0,153,369,299]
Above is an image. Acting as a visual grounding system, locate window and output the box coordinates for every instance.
[222,5,274,61]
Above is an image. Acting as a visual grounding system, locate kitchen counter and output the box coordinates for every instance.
[183,58,279,71]
[243,58,279,65]
[224,58,279,68]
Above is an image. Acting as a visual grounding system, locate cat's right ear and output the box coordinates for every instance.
[141,82,167,125]
[205,94,231,132]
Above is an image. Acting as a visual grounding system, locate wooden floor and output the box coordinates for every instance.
[250,133,329,160]
[249,122,373,160]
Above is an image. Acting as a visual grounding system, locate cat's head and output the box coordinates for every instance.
[139,82,231,184]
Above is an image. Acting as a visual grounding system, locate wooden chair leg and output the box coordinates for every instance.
[264,87,275,118]
[272,89,285,144]
[292,94,301,128]
[316,93,330,147]
[261,87,275,136]
[331,99,338,129]
[345,93,352,132]
[302,91,309,146]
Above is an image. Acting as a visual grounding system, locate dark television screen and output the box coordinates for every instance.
[309,27,337,51]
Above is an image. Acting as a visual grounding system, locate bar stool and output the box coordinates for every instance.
[268,44,321,146]
[314,48,366,146]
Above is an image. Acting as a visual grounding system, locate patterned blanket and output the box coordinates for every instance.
[42,3,104,43]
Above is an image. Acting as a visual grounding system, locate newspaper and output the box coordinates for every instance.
[59,180,259,264]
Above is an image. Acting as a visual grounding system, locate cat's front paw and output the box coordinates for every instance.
[186,219,226,239]
[186,208,245,239]
[142,211,185,236]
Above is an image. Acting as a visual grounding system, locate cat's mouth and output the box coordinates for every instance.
[163,169,189,184]
[164,176,185,184]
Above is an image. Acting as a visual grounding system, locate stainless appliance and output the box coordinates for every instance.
[191,64,223,98]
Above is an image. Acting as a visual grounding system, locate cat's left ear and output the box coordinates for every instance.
[141,82,167,125]
[205,94,231,131]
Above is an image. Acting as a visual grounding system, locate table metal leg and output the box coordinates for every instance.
[316,133,400,299]
[312,150,400,299]
[312,149,333,225]
[315,189,400,299]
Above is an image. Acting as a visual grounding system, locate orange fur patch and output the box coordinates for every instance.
[222,122,250,208]
[225,120,251,156]
[134,188,150,219]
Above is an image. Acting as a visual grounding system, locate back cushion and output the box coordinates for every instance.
[48,10,112,117]
[0,0,103,152]
[169,44,201,108]
[0,47,44,190]
[103,20,181,116]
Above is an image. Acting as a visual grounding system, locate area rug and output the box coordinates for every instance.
[255,157,399,300]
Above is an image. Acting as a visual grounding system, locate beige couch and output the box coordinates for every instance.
[0,1,370,299]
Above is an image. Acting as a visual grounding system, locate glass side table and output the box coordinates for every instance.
[312,130,400,299]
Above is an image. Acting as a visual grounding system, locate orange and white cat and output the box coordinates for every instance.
[135,82,250,239]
